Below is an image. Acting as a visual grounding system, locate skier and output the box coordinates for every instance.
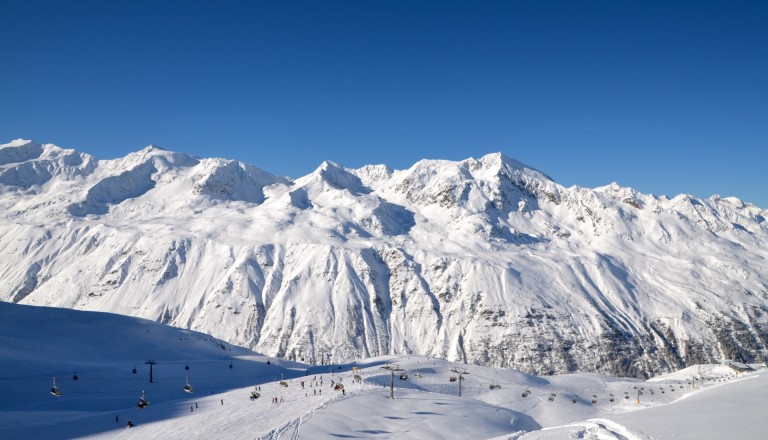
[220,399,223,405]
[126,420,134,428]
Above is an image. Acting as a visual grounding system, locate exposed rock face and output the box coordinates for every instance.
[2,139,767,377]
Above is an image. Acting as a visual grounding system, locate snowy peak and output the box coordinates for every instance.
[298,160,371,195]
[0,140,96,192]
[192,158,288,203]
[0,139,44,165]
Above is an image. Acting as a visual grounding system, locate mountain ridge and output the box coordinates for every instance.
[1,139,767,378]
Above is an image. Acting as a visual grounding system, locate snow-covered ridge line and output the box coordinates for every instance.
[1,139,767,378]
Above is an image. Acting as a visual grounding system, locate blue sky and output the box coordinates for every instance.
[2,0,766,207]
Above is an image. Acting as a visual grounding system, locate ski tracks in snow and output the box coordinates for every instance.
[260,391,357,440]
[513,418,652,440]
[565,418,651,440]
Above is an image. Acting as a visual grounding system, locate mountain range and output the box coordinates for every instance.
[2,139,767,378]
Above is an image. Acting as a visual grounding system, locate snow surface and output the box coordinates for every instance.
[1,302,766,439]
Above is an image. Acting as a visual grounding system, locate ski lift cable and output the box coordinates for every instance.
[0,366,287,383]
[0,366,113,381]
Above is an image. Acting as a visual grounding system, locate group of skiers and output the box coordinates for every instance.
[117,372,355,429]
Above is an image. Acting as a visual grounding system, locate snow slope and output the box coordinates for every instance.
[2,139,768,378]
[1,302,766,439]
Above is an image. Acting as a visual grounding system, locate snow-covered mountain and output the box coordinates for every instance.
[2,139,767,378]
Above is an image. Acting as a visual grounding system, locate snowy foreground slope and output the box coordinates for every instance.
[1,139,768,377]
[1,303,766,440]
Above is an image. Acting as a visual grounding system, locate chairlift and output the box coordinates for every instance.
[185,363,189,371]
[184,377,194,393]
[609,393,615,402]
[50,377,61,397]
[489,384,501,390]
[137,390,149,409]
[414,373,422,378]
[72,372,78,381]
[591,394,598,404]
[229,362,233,369]
[572,394,578,404]
[132,366,137,374]
[399,374,408,381]
[548,393,556,402]
[522,389,531,398]
[449,376,457,382]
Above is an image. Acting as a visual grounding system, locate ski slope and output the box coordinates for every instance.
[1,302,766,439]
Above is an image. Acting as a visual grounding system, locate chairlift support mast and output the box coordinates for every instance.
[450,368,469,397]
[145,360,157,383]
[381,364,404,399]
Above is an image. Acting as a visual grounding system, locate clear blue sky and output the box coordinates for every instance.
[2,0,766,207]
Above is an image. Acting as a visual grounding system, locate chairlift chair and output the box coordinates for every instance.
[609,393,615,402]
[184,377,194,393]
[137,390,149,409]
[50,377,61,397]
[399,374,408,381]
[572,394,578,404]
[548,393,556,402]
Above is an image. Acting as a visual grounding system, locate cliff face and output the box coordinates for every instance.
[2,139,767,377]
